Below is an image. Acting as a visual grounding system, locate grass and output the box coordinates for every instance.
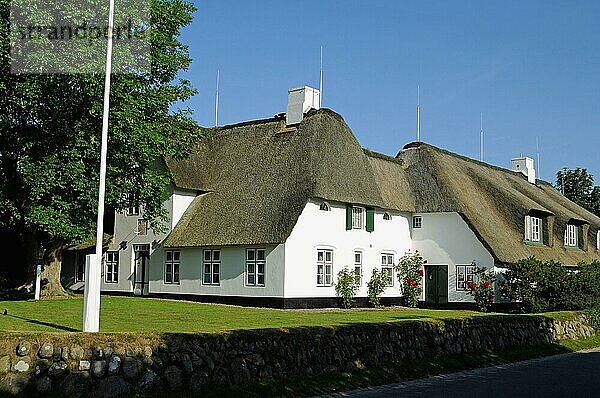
[0,296,484,333]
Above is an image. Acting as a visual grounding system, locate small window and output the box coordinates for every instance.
[354,251,363,286]
[137,219,148,236]
[381,253,394,287]
[319,202,330,211]
[317,249,333,286]
[203,250,221,285]
[525,215,542,243]
[564,224,578,248]
[597,231,600,250]
[456,265,476,291]
[413,216,422,229]
[164,250,180,284]
[127,194,140,216]
[246,249,266,286]
[383,212,392,221]
[352,207,364,229]
[105,251,119,283]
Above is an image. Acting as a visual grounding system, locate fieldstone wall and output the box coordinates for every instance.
[0,314,595,397]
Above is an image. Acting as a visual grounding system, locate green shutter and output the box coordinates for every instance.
[346,205,353,230]
[366,208,375,232]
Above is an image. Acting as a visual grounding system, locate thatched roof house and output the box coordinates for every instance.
[164,108,600,266]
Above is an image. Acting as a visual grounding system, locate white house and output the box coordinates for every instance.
[62,87,600,308]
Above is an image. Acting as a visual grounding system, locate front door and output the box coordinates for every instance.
[133,244,150,296]
[425,265,448,306]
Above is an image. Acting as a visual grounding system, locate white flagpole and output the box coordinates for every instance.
[83,0,115,333]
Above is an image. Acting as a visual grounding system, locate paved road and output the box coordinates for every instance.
[326,348,600,398]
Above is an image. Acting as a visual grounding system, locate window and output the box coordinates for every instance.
[354,251,363,286]
[246,249,265,286]
[319,202,330,211]
[564,224,578,247]
[352,207,364,229]
[525,215,542,243]
[164,250,180,284]
[316,249,333,286]
[136,219,148,236]
[383,212,392,221]
[413,216,422,229]
[76,254,85,282]
[456,265,476,291]
[597,231,600,250]
[203,249,220,285]
[381,253,394,287]
[105,251,119,283]
[127,194,140,216]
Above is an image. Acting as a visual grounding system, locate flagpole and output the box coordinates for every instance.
[83,0,115,333]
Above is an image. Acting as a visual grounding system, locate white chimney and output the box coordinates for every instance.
[511,156,536,184]
[286,86,321,126]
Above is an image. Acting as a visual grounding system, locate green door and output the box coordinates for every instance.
[425,265,448,306]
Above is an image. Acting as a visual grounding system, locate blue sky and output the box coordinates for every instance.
[179,0,600,183]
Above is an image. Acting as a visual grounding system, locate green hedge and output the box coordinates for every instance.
[500,258,600,313]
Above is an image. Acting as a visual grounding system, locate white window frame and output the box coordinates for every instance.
[456,264,476,291]
[525,215,542,243]
[564,224,578,247]
[597,231,600,250]
[319,202,330,211]
[105,251,119,283]
[164,250,180,284]
[203,249,221,285]
[381,253,394,287]
[353,250,363,286]
[246,249,266,287]
[316,249,333,287]
[383,212,392,221]
[352,207,364,229]
[413,216,422,229]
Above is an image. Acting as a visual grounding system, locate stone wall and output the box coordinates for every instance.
[0,314,595,397]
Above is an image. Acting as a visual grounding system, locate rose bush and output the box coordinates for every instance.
[395,251,426,308]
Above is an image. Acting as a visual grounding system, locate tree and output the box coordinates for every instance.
[555,168,600,217]
[0,0,200,296]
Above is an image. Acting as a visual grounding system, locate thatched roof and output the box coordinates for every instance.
[164,108,600,265]
[372,142,600,265]
[163,109,384,247]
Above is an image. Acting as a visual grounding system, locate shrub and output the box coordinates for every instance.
[395,251,426,308]
[590,305,600,333]
[334,268,359,309]
[367,268,388,308]
[465,267,496,312]
[499,257,600,313]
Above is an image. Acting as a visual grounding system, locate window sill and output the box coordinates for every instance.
[524,240,546,247]
[564,246,583,251]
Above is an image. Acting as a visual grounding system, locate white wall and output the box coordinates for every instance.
[412,212,494,303]
[283,199,412,299]
[148,244,285,297]
[100,186,197,294]
[172,189,197,229]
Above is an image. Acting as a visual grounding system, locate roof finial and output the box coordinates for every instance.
[215,69,220,127]
[480,112,484,162]
[319,46,323,108]
[416,85,421,142]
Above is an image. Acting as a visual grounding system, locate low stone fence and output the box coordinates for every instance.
[0,314,595,397]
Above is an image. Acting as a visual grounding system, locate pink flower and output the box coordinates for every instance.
[471,283,477,290]
[484,281,490,289]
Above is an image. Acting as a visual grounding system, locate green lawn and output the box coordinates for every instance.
[0,296,482,333]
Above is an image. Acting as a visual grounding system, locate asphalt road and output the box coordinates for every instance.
[326,348,600,398]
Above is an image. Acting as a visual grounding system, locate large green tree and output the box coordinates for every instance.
[555,168,600,217]
[0,0,200,295]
